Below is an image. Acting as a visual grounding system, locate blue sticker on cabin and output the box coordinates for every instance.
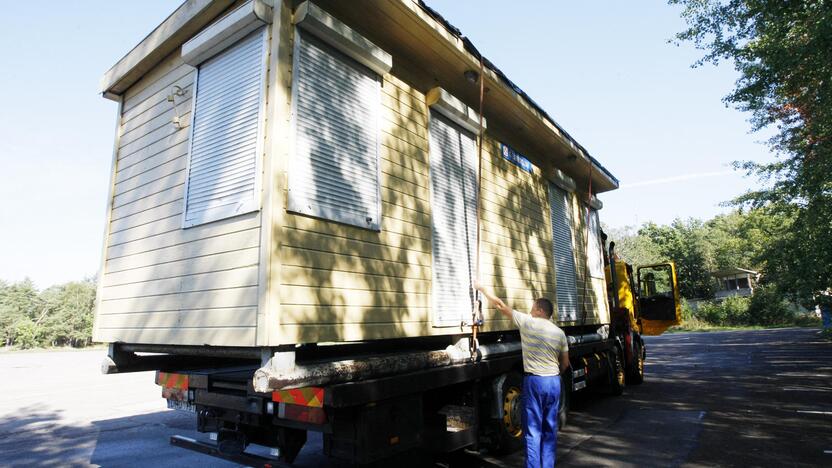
[500,144,534,173]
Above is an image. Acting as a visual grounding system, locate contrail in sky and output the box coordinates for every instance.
[620,170,736,189]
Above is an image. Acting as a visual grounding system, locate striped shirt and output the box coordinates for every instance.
[512,310,568,376]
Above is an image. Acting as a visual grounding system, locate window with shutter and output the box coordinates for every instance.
[428,111,478,326]
[183,27,267,228]
[288,31,382,230]
[587,209,605,278]
[549,183,579,322]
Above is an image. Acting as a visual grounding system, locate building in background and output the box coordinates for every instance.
[713,268,759,300]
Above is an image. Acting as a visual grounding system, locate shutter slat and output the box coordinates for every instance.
[549,184,579,322]
[289,32,381,230]
[184,28,265,227]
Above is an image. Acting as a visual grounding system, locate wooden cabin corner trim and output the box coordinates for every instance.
[92,97,124,343]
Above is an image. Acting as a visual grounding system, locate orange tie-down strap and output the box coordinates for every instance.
[156,372,189,390]
[272,387,324,408]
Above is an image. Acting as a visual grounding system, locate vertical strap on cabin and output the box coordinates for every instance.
[470,57,486,358]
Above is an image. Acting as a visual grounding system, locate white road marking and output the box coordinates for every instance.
[797,410,832,416]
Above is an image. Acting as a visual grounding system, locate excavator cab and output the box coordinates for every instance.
[637,263,681,335]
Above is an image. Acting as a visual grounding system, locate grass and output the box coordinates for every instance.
[667,314,823,334]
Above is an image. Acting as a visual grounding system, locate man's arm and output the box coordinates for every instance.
[474,282,512,319]
[560,349,571,374]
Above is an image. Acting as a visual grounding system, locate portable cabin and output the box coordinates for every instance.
[93,0,619,351]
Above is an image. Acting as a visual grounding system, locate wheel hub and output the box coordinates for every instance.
[503,386,523,438]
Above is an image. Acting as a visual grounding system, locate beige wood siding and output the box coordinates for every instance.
[94,43,267,347]
[274,71,434,344]
[476,139,558,330]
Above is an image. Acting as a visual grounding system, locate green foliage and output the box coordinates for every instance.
[639,218,716,299]
[604,225,663,267]
[698,296,751,326]
[670,0,832,305]
[0,279,96,349]
[689,287,804,328]
[614,209,786,300]
[746,285,795,326]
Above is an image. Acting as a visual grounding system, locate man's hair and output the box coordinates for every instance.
[533,298,554,318]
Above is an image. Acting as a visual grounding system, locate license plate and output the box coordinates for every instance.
[167,399,196,413]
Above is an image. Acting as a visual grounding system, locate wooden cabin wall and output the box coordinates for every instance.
[477,139,558,331]
[270,14,605,343]
[93,33,271,347]
[274,54,437,344]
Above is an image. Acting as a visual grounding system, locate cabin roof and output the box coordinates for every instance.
[100,0,619,193]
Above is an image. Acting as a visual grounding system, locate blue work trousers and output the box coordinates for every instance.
[522,374,561,467]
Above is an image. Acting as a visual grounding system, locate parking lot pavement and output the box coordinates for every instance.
[1,327,830,467]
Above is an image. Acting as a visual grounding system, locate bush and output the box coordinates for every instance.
[746,286,795,326]
[697,296,750,326]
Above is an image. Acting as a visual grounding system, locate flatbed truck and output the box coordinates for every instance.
[133,247,681,466]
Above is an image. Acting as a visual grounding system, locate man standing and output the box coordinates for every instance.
[476,283,570,468]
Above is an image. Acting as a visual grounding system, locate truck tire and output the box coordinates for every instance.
[608,348,625,396]
[492,372,524,454]
[627,339,645,385]
[558,373,571,430]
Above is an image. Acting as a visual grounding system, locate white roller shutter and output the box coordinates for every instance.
[549,184,579,322]
[288,32,381,231]
[183,27,267,227]
[588,208,605,278]
[428,112,478,326]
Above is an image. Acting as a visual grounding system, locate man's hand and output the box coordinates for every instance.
[475,282,512,319]
[559,350,571,374]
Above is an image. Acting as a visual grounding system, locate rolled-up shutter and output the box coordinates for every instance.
[587,209,605,278]
[184,27,266,227]
[289,32,381,231]
[549,183,579,322]
[428,112,478,326]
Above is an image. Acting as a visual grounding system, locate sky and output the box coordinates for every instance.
[0,1,773,288]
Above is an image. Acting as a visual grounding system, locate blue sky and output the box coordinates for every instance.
[0,1,772,288]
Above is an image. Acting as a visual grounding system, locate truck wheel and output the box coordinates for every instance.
[627,340,645,385]
[493,372,524,454]
[608,348,625,396]
[558,373,571,430]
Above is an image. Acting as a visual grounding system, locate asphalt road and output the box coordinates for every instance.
[0,328,830,467]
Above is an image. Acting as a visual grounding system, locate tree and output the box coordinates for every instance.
[0,278,96,349]
[639,219,717,299]
[604,225,663,267]
[670,0,832,304]
[0,279,41,346]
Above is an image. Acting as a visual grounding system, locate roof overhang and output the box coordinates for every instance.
[99,0,239,100]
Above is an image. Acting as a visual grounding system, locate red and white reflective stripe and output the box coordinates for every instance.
[271,387,324,407]
[155,372,189,390]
